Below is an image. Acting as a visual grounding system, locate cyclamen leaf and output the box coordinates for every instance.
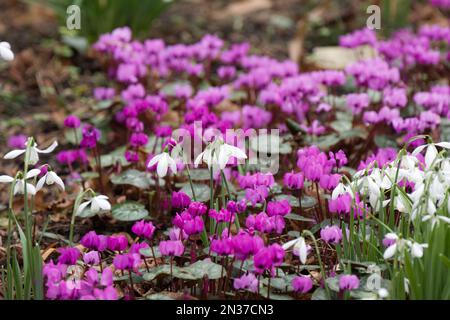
[111,202,149,221]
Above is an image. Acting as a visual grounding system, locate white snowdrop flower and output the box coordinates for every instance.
[331,183,353,200]
[383,233,399,260]
[422,212,450,228]
[412,142,450,169]
[378,288,389,299]
[36,168,65,191]
[147,151,178,178]
[77,195,111,216]
[282,236,309,264]
[0,169,40,195]
[0,41,14,61]
[195,138,247,170]
[408,242,428,258]
[4,140,58,165]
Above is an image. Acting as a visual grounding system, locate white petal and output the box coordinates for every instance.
[194,152,204,168]
[76,201,91,216]
[425,145,438,168]
[225,144,247,159]
[411,243,423,258]
[96,198,111,211]
[412,144,427,156]
[25,183,37,196]
[36,141,58,154]
[435,142,450,149]
[147,153,163,168]
[157,160,169,177]
[28,149,39,165]
[0,42,14,61]
[26,169,41,179]
[168,157,177,175]
[3,149,26,160]
[383,243,397,260]
[0,175,14,183]
[35,176,46,191]
[282,239,298,250]
[217,149,230,170]
[50,172,65,191]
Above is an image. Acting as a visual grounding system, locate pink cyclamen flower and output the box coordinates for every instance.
[266,199,291,217]
[107,235,128,251]
[64,115,81,129]
[80,231,100,250]
[57,247,81,265]
[131,220,156,239]
[83,251,100,265]
[171,191,191,209]
[80,125,101,149]
[231,232,264,261]
[234,273,259,293]
[292,276,313,293]
[320,225,343,244]
[339,275,360,291]
[159,240,184,257]
[8,134,27,149]
[283,171,304,190]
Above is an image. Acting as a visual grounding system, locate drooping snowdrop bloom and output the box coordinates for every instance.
[0,169,40,195]
[195,138,247,170]
[382,233,400,260]
[147,151,177,178]
[36,167,65,191]
[77,195,111,216]
[383,233,428,260]
[282,236,309,264]
[412,142,450,169]
[0,41,14,61]
[4,139,58,165]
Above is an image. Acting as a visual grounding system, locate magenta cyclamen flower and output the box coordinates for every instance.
[80,125,101,149]
[131,220,156,239]
[8,134,27,149]
[57,247,81,265]
[64,115,81,129]
[283,171,304,190]
[231,232,264,261]
[159,240,184,257]
[209,208,234,223]
[83,251,100,265]
[187,201,208,216]
[266,199,291,217]
[292,276,313,293]
[328,193,352,215]
[339,275,360,291]
[171,191,191,209]
[320,225,343,244]
[80,231,100,250]
[107,235,128,251]
[253,243,285,274]
[234,273,259,293]
[113,253,141,271]
[129,132,148,148]
[211,229,233,256]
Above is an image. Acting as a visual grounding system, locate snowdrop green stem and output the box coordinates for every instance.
[302,230,331,298]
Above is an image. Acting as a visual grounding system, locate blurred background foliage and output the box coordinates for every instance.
[29,0,174,44]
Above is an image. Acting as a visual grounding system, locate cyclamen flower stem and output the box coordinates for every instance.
[150,240,158,266]
[128,270,134,296]
[73,128,79,146]
[170,256,174,291]
[315,183,324,221]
